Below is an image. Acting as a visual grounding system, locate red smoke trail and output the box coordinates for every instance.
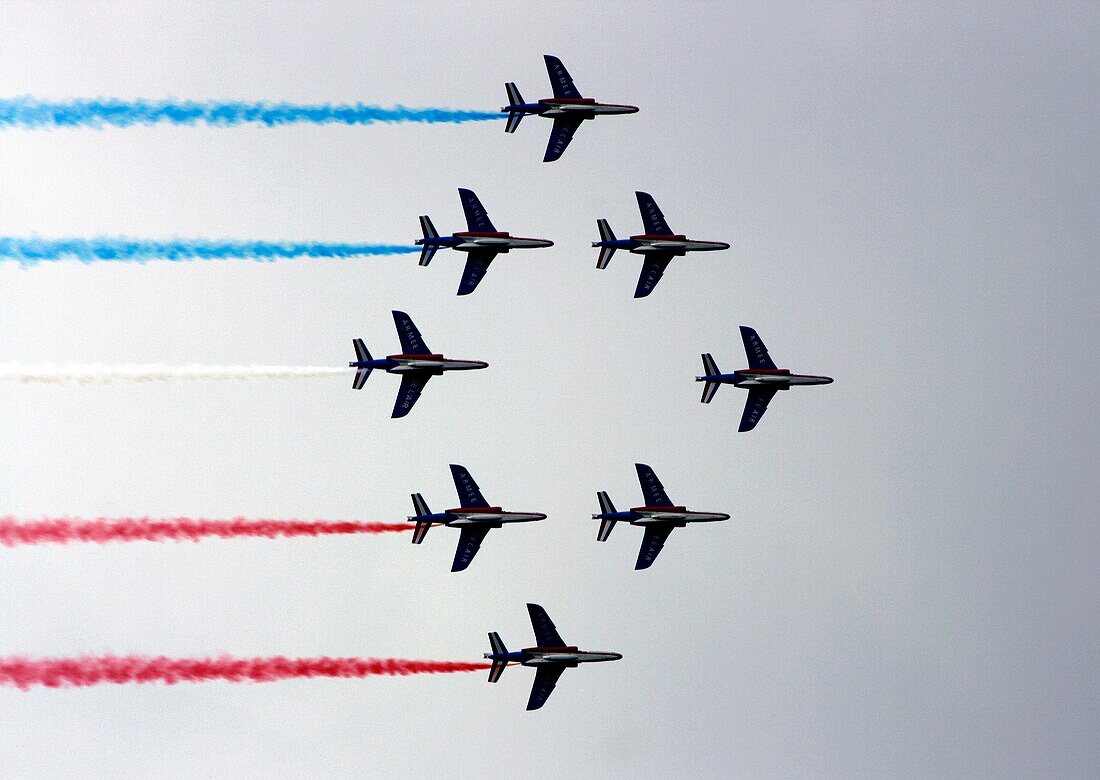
[0,517,412,547]
[0,655,491,690]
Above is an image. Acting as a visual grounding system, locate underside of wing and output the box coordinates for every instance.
[457,249,499,296]
[526,664,567,711]
[392,372,430,418]
[449,464,490,508]
[544,55,582,99]
[458,188,496,233]
[739,387,779,432]
[740,326,777,370]
[635,191,673,235]
[392,310,431,355]
[544,117,583,162]
[451,525,491,572]
[634,253,673,298]
[635,463,674,507]
[635,523,676,570]
[527,603,567,647]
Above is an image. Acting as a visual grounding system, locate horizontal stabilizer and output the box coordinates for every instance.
[412,520,431,545]
[700,381,720,404]
[597,517,616,542]
[488,659,507,683]
[411,492,430,517]
[418,245,438,267]
[505,82,524,107]
[505,111,524,134]
[597,491,616,515]
[419,215,439,240]
[352,368,371,390]
[701,353,719,376]
[595,220,617,269]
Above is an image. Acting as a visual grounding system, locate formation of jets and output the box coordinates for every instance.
[349,56,833,710]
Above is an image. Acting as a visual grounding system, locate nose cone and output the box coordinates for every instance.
[474,360,489,369]
[820,376,834,385]
[609,652,623,661]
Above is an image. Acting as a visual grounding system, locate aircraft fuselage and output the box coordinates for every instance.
[593,235,731,257]
[444,507,547,526]
[502,98,639,119]
[484,647,623,667]
[348,355,488,375]
[696,368,834,388]
[416,231,554,254]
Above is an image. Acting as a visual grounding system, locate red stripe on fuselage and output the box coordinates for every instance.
[388,354,445,360]
[540,98,595,104]
[737,368,790,374]
[448,507,504,514]
[632,234,687,241]
[633,506,688,512]
[454,231,509,238]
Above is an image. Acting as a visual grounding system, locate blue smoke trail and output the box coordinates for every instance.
[0,237,418,267]
[0,97,504,129]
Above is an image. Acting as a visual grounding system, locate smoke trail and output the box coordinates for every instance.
[0,655,491,690]
[0,237,417,267]
[0,97,504,129]
[0,364,348,385]
[0,517,411,547]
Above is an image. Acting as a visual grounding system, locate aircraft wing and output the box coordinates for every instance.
[449,464,490,508]
[544,55,582,99]
[527,603,567,647]
[544,117,583,162]
[392,310,431,355]
[739,387,779,432]
[740,326,777,370]
[635,523,677,570]
[526,664,567,711]
[451,525,491,572]
[391,372,430,418]
[635,191,673,235]
[458,188,496,232]
[635,463,674,507]
[457,249,500,296]
[633,253,673,298]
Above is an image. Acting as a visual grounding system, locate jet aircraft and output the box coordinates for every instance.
[501,54,638,162]
[593,463,730,570]
[408,465,546,572]
[484,603,622,710]
[593,191,730,297]
[416,188,554,295]
[349,311,487,418]
[697,326,833,432]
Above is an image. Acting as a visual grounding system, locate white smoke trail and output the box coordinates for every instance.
[0,364,348,385]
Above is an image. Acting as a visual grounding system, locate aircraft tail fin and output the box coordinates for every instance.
[595,219,617,269]
[596,491,617,541]
[410,493,432,544]
[699,353,721,403]
[504,83,525,133]
[418,216,439,266]
[351,339,372,389]
[487,632,509,682]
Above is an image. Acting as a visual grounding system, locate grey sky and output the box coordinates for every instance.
[0,2,1097,777]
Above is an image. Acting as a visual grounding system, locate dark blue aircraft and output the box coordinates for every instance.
[485,603,622,710]
[416,188,554,295]
[501,55,638,162]
[593,191,730,297]
[349,311,487,418]
[697,326,833,432]
[593,464,730,570]
[407,465,546,572]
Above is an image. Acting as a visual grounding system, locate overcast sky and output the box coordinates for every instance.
[0,2,1097,778]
